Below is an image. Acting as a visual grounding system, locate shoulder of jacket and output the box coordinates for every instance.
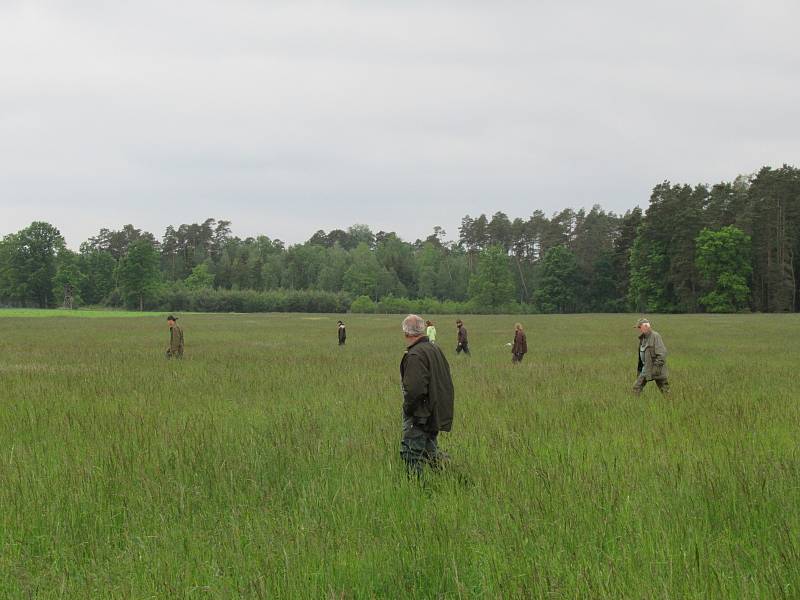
[408,342,432,356]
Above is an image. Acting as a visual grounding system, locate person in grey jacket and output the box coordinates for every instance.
[633,318,669,394]
[166,315,184,359]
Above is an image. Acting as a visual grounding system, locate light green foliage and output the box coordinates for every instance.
[695,226,752,312]
[115,239,162,311]
[0,313,797,597]
[346,224,375,248]
[282,244,327,290]
[343,243,382,298]
[184,262,215,291]
[468,245,515,309]
[343,242,404,300]
[317,244,350,292]
[349,294,377,313]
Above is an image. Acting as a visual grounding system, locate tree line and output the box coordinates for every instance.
[1,164,798,314]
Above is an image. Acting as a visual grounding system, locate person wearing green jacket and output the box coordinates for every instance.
[425,320,437,344]
[633,318,669,394]
[166,315,184,359]
[400,314,455,477]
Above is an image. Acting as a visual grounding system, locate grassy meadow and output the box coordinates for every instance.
[0,311,798,598]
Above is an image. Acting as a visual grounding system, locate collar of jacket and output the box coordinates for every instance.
[406,336,430,350]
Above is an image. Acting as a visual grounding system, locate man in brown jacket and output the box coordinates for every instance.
[512,323,527,363]
[166,315,184,359]
[455,319,470,355]
[633,318,668,394]
[400,314,455,476]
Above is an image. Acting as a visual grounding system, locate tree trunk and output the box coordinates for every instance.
[515,255,529,301]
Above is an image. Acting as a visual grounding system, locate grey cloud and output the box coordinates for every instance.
[1,1,799,247]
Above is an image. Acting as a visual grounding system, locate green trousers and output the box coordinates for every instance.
[633,375,669,394]
[400,416,440,477]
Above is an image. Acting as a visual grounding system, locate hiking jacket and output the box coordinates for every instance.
[169,325,184,357]
[637,330,668,380]
[338,325,346,343]
[512,330,527,355]
[457,325,468,345]
[426,325,437,343]
[401,337,455,432]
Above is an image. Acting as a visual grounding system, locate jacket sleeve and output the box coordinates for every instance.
[402,353,430,416]
[652,333,667,367]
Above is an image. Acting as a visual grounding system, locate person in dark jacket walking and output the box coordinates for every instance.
[455,319,470,355]
[400,314,455,477]
[337,321,346,346]
[166,315,184,359]
[512,322,527,363]
[633,318,669,394]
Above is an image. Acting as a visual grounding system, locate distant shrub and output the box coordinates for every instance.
[141,285,351,313]
[100,285,534,315]
[378,295,414,314]
[354,296,536,315]
[350,295,376,313]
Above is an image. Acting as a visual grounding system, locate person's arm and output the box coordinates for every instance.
[402,354,430,416]
[652,334,667,367]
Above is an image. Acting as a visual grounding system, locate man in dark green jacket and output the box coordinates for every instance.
[633,318,668,394]
[400,314,455,476]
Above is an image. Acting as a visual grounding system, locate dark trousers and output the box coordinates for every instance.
[512,353,525,363]
[633,375,669,394]
[400,416,440,477]
[456,342,470,355]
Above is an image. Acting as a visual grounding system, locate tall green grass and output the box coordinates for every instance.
[0,313,797,598]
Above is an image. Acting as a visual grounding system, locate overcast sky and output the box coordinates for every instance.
[2,1,798,248]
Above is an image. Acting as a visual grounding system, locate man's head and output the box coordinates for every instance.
[337,320,343,326]
[167,315,177,327]
[402,314,427,345]
[425,320,433,327]
[635,318,651,334]
[456,319,463,327]
[515,322,523,331]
